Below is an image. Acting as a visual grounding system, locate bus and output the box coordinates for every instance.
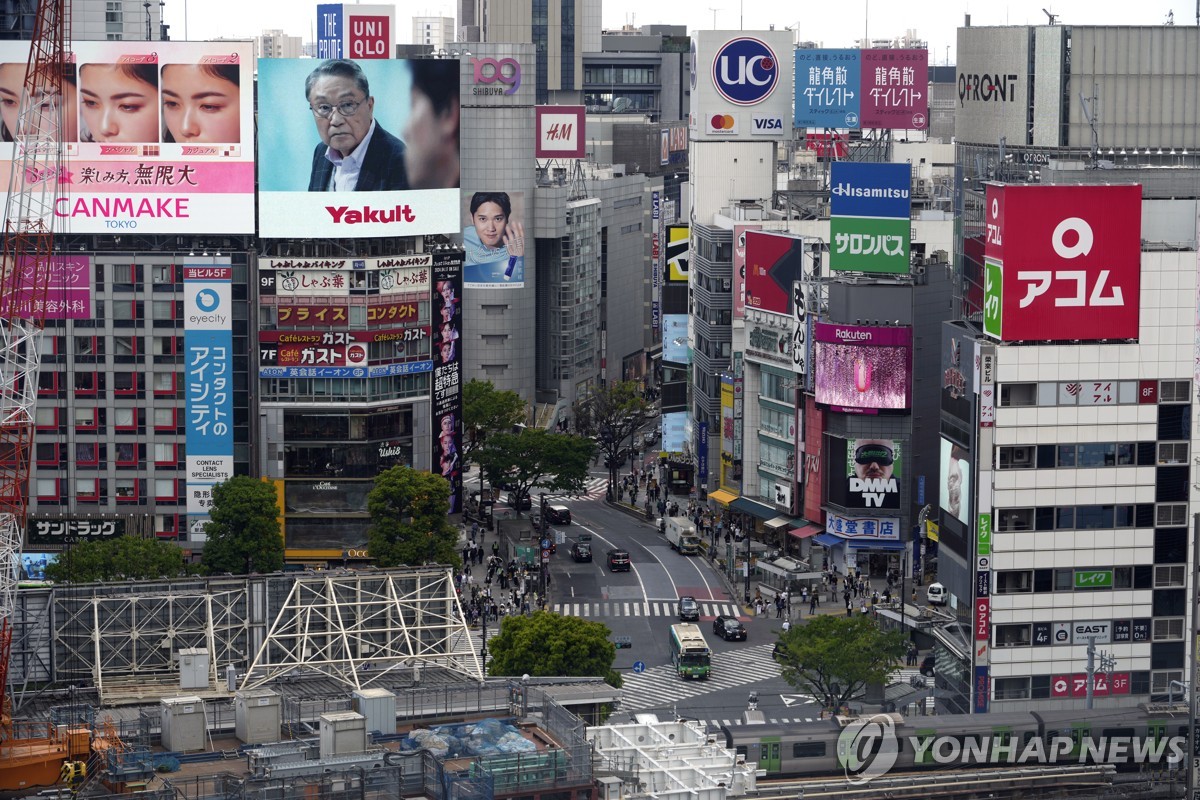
[668,623,711,680]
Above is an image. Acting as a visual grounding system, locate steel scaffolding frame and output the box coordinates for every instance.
[240,568,480,691]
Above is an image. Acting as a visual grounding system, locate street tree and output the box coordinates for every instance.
[572,381,650,490]
[367,466,461,567]
[487,610,623,688]
[44,536,193,583]
[201,476,285,575]
[774,614,908,710]
[474,428,594,513]
[463,379,526,468]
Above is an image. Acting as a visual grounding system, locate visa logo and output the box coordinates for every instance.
[751,115,784,134]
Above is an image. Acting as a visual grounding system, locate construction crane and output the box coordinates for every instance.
[0,0,71,785]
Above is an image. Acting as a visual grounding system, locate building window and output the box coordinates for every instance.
[995,570,1033,594]
[1157,504,1187,527]
[114,408,136,430]
[35,478,59,500]
[153,407,177,431]
[1158,380,1190,402]
[115,442,138,465]
[1155,565,1185,588]
[999,383,1036,407]
[1151,670,1183,695]
[75,442,98,465]
[997,445,1035,469]
[74,407,98,430]
[113,372,137,395]
[75,478,99,500]
[153,372,177,395]
[1154,618,1185,641]
[115,478,138,501]
[151,264,176,284]
[154,443,176,465]
[995,624,1031,647]
[1158,442,1188,465]
[36,407,57,430]
[994,677,1031,700]
[996,508,1034,531]
[35,442,57,465]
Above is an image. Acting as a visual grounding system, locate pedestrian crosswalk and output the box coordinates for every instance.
[696,716,822,729]
[552,601,741,619]
[619,643,781,712]
[538,477,609,502]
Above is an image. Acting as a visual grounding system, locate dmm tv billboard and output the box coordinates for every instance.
[983,183,1142,342]
[257,58,460,238]
[0,41,255,233]
[744,230,805,316]
[795,48,928,130]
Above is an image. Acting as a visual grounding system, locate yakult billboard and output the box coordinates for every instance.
[983,184,1142,342]
[0,41,254,234]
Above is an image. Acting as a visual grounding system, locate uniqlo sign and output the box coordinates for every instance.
[982,183,1142,342]
[347,14,390,58]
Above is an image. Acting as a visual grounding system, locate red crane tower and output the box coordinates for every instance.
[0,0,69,743]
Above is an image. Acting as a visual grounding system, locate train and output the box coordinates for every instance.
[719,704,1189,779]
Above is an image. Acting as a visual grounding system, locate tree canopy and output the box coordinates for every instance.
[43,536,193,583]
[200,476,285,575]
[775,615,908,709]
[474,429,595,511]
[572,381,650,482]
[367,466,461,567]
[462,379,526,466]
[487,611,623,688]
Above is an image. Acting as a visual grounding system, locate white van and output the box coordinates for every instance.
[926,582,947,606]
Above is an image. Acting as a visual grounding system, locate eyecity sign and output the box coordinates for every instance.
[837,715,1186,786]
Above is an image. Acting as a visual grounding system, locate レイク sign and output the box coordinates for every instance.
[982,183,1142,342]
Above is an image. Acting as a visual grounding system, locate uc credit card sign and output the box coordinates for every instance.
[690,30,792,141]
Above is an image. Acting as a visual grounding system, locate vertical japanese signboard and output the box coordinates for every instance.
[859,49,928,130]
[651,191,661,332]
[431,251,464,514]
[794,49,861,128]
[184,261,234,539]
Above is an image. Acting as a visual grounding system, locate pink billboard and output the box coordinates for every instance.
[859,49,929,130]
[732,223,761,321]
[0,255,91,319]
[813,322,912,412]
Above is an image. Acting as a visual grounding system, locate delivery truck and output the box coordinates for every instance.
[664,517,701,555]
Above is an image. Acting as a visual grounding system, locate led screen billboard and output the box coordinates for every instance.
[940,438,971,526]
[982,183,1142,342]
[462,190,526,288]
[257,57,460,238]
[744,230,804,316]
[662,411,688,453]
[431,252,464,514]
[733,223,760,321]
[813,322,912,412]
[0,41,255,233]
[663,314,689,364]
[843,439,901,511]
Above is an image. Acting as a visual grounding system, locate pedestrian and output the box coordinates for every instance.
[809,596,817,615]
[782,619,791,633]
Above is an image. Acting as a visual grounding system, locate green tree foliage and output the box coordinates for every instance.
[475,429,595,512]
[775,614,908,709]
[572,381,650,485]
[367,466,461,567]
[43,536,193,583]
[200,476,285,575]
[462,379,526,467]
[487,611,623,688]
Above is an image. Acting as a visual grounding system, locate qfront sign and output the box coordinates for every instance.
[983,184,1142,342]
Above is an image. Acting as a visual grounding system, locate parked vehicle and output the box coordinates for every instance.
[926,582,947,606]
[570,541,592,562]
[607,549,631,572]
[713,614,747,641]
[678,596,700,621]
[664,517,701,555]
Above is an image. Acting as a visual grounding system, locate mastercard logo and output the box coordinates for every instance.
[710,114,736,130]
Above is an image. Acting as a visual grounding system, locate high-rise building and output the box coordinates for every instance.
[0,0,167,41]
[413,16,454,51]
[256,29,303,59]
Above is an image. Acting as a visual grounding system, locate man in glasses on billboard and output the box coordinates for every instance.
[848,439,899,510]
[305,58,409,192]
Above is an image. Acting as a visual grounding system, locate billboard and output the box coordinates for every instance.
[982,183,1142,342]
[662,411,688,453]
[663,314,689,364]
[1,255,91,319]
[316,4,396,60]
[257,329,430,378]
[690,31,793,141]
[719,378,738,492]
[651,191,661,331]
[830,161,911,274]
[666,225,690,282]
[733,223,760,321]
[940,437,971,526]
[955,27,1030,146]
[27,517,125,546]
[431,252,463,514]
[745,314,793,368]
[184,261,234,538]
[0,41,255,234]
[257,57,460,238]
[795,48,928,131]
[535,105,585,158]
[745,230,805,315]
[844,439,901,511]
[813,322,912,412]
[462,190,526,288]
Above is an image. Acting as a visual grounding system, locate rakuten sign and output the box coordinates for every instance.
[983,184,1142,342]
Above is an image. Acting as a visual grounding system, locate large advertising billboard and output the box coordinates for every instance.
[690,31,793,141]
[666,225,690,282]
[316,4,396,60]
[982,183,1142,342]
[0,41,255,234]
[745,230,805,316]
[813,322,912,412]
[663,314,689,364]
[830,161,911,274]
[844,439,901,511]
[535,105,585,158]
[662,411,688,453]
[257,57,460,238]
[184,260,234,539]
[795,48,928,131]
[954,27,1030,146]
[1,256,92,319]
[432,252,463,514]
[733,223,760,321]
[940,438,971,526]
[719,378,738,492]
[462,190,526,288]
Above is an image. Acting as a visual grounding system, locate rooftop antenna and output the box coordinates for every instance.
[708,7,720,29]
[1042,8,1059,24]
[1080,84,1100,167]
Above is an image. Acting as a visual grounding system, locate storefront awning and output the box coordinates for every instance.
[845,539,906,551]
[789,524,822,540]
[708,489,739,506]
[814,533,844,548]
[730,497,778,519]
[764,515,793,530]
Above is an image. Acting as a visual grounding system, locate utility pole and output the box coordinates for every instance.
[1084,636,1116,710]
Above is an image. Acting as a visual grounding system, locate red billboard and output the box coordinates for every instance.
[859,49,929,130]
[983,184,1142,342]
[744,230,805,316]
[1050,672,1131,698]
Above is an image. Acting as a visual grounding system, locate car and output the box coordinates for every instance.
[546,504,572,525]
[920,654,935,677]
[642,430,659,447]
[506,492,532,510]
[607,549,631,572]
[713,614,747,641]
[678,596,700,621]
[571,541,592,562]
